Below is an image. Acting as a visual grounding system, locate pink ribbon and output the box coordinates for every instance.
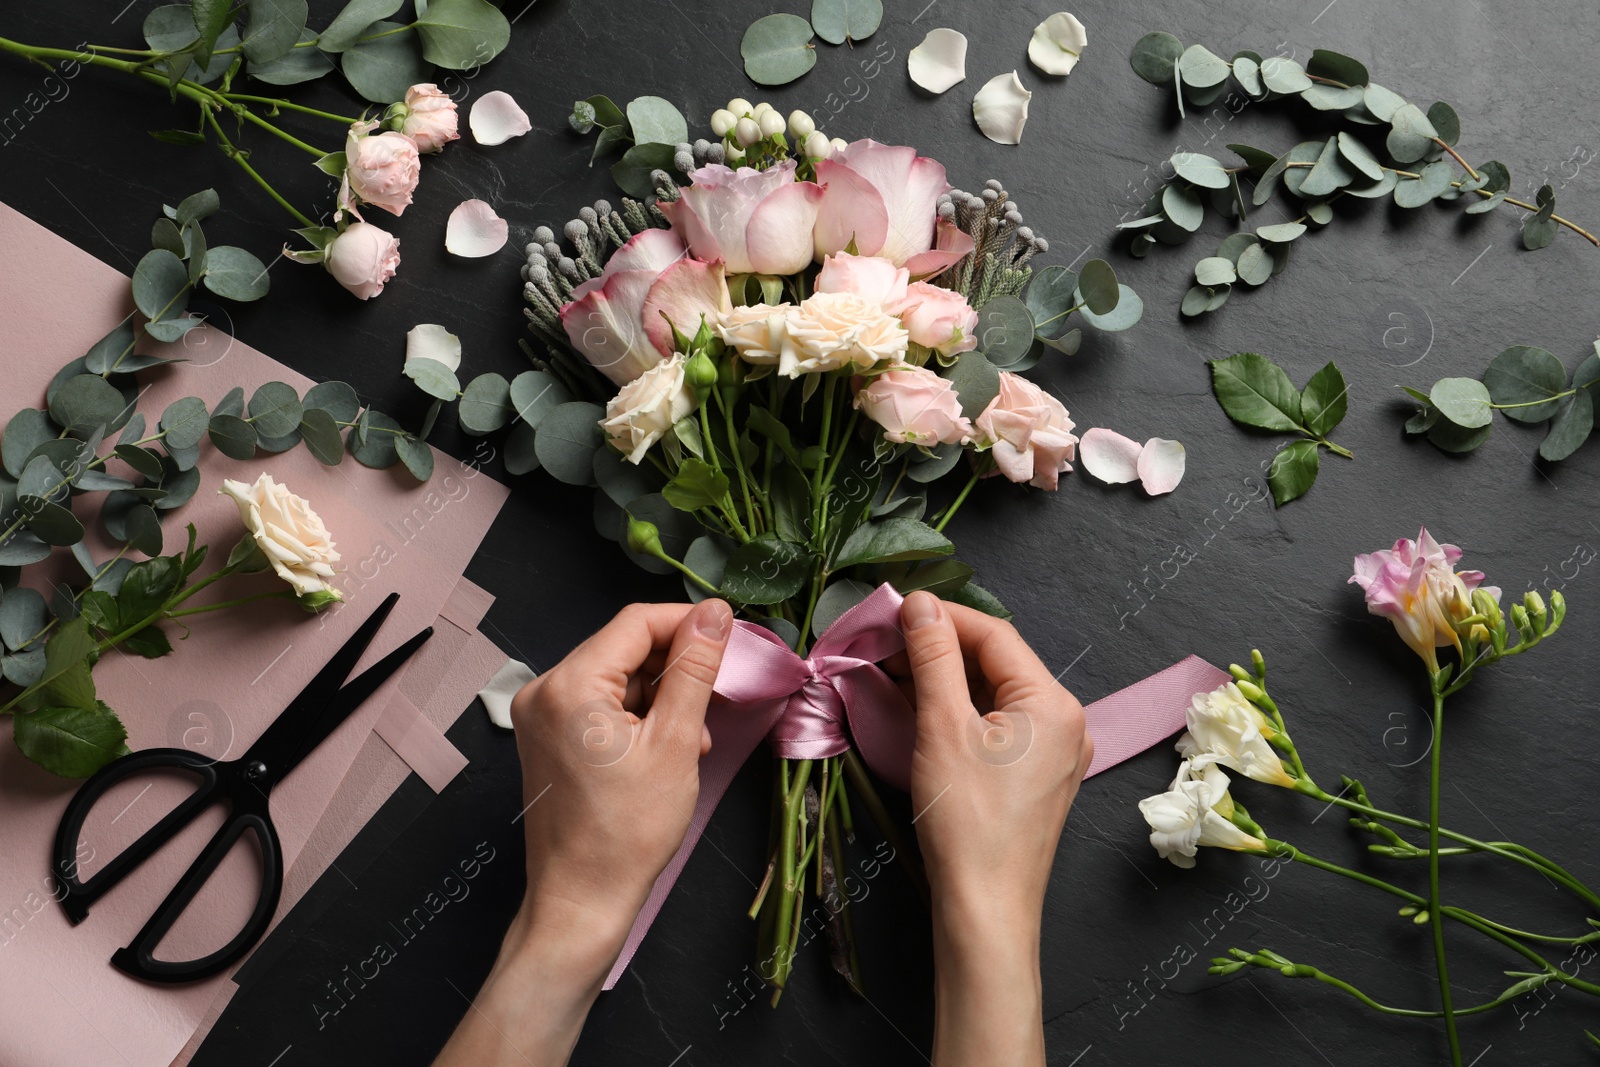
[603,583,1229,989]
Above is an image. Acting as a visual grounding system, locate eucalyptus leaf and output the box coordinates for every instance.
[304,380,361,423]
[202,246,271,301]
[741,13,817,87]
[1306,49,1368,88]
[247,28,334,84]
[975,295,1036,367]
[1256,222,1306,243]
[624,96,688,146]
[1301,84,1364,111]
[315,0,403,52]
[942,351,1001,420]
[207,413,258,459]
[3,410,55,480]
[1427,416,1492,453]
[1539,390,1593,462]
[1335,131,1384,181]
[160,396,209,451]
[0,587,46,652]
[50,375,126,439]
[1162,183,1205,232]
[298,408,344,465]
[0,531,52,567]
[1386,103,1439,165]
[1394,160,1453,208]
[247,381,303,438]
[682,534,734,603]
[132,249,190,322]
[1024,265,1079,338]
[533,402,605,485]
[1077,260,1120,315]
[1195,257,1237,287]
[348,409,404,468]
[1429,377,1492,429]
[1259,56,1312,94]
[811,0,882,45]
[342,22,430,103]
[610,143,677,199]
[1483,345,1567,423]
[906,442,963,484]
[1231,56,1263,97]
[593,447,658,508]
[1177,45,1230,90]
[404,357,463,401]
[504,422,539,476]
[414,0,511,68]
[811,580,874,637]
[1129,31,1184,85]
[1362,83,1406,122]
[459,373,514,436]
[1077,285,1143,332]
[1426,101,1461,146]
[1236,242,1272,285]
[242,0,309,64]
[126,504,164,556]
[394,434,434,480]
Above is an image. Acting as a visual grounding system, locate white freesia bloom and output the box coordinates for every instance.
[601,353,695,463]
[219,475,342,602]
[1176,682,1295,787]
[1138,760,1269,868]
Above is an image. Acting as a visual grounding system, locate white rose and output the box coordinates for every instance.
[1175,682,1296,788]
[219,474,343,603]
[716,303,803,370]
[601,354,696,463]
[786,291,908,376]
[1137,759,1269,868]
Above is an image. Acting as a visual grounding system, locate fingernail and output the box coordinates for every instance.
[902,592,940,630]
[696,599,731,640]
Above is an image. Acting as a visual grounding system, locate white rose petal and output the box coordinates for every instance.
[1138,437,1186,495]
[469,90,531,145]
[405,323,462,372]
[1027,12,1088,76]
[445,199,509,257]
[1079,427,1144,484]
[972,71,1032,146]
[908,28,968,94]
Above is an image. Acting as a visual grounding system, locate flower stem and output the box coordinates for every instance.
[218,93,364,126]
[1425,683,1464,1067]
[932,468,981,533]
[165,589,296,618]
[204,108,315,227]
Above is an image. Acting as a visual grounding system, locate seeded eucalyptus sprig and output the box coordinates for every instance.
[1208,352,1352,505]
[1403,339,1600,461]
[1122,33,1599,316]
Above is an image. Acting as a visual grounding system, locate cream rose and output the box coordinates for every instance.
[219,474,342,604]
[787,291,908,375]
[601,354,696,463]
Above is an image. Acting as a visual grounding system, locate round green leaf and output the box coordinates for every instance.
[593,447,659,508]
[299,408,344,465]
[126,503,164,556]
[812,579,874,637]
[1129,31,1184,85]
[625,96,689,146]
[1362,83,1406,122]
[248,381,304,438]
[248,28,335,84]
[1386,103,1438,165]
[459,373,513,436]
[414,0,511,68]
[1539,390,1593,462]
[1346,169,1399,200]
[202,245,271,301]
[1181,285,1215,317]
[1077,285,1143,332]
[1426,101,1461,147]
[1336,132,1384,181]
[1259,56,1311,94]
[132,249,190,321]
[974,296,1036,367]
[1194,256,1237,287]
[348,410,404,468]
[1483,346,1567,423]
[3,410,56,480]
[1429,377,1492,429]
[534,402,605,485]
[810,0,881,44]
[1231,55,1263,97]
[1162,182,1204,232]
[49,375,126,439]
[1077,260,1120,315]
[504,422,539,476]
[394,434,434,480]
[160,397,210,451]
[1171,151,1231,190]
[0,587,47,651]
[1393,160,1454,208]
[1178,44,1230,89]
[682,533,734,603]
[242,0,309,63]
[316,0,402,52]
[1024,265,1078,339]
[741,13,817,86]
[27,501,85,547]
[153,458,200,510]
[342,21,430,104]
[1306,48,1368,88]
[1427,416,1492,453]
[207,413,259,460]
[610,142,678,199]
[1256,222,1306,243]
[404,357,463,402]
[942,351,1002,420]
[1236,242,1272,285]
[1301,83,1363,111]
[304,380,362,423]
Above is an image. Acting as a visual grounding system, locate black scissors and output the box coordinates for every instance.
[52,591,431,983]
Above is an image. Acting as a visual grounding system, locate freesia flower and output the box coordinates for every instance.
[1349,527,1499,672]
[1175,683,1295,788]
[854,366,971,446]
[323,222,401,300]
[559,229,730,386]
[814,252,909,308]
[400,83,459,153]
[813,139,969,274]
[344,121,421,216]
[600,353,695,463]
[219,474,342,606]
[1138,760,1269,869]
[891,281,978,357]
[661,159,822,276]
[973,372,1078,490]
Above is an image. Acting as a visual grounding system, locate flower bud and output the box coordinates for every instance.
[724,143,745,163]
[803,130,831,159]
[726,97,753,117]
[626,515,665,558]
[1228,663,1252,684]
[1234,679,1266,704]
[788,110,815,139]
[751,101,773,119]
[685,350,718,394]
[709,108,737,137]
[299,589,344,613]
[735,117,762,147]
[1250,648,1266,679]
[1524,590,1547,629]
[830,136,848,153]
[758,110,785,138]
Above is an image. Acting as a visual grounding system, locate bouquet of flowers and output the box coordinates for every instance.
[504,95,1167,998]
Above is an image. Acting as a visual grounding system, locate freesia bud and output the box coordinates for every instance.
[803,130,831,159]
[1233,679,1266,704]
[726,97,752,117]
[1228,663,1253,684]
[788,110,815,139]
[1250,648,1266,679]
[710,108,737,137]
[758,110,785,137]
[1524,590,1547,628]
[735,117,762,147]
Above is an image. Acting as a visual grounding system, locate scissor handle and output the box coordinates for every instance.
[53,748,225,924]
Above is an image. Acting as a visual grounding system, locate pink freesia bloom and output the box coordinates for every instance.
[854,365,972,446]
[401,83,459,154]
[814,252,909,308]
[344,121,421,216]
[323,222,400,300]
[891,281,977,356]
[974,371,1078,490]
[904,218,976,279]
[559,229,730,386]
[813,139,952,268]
[661,160,822,276]
[1349,527,1498,672]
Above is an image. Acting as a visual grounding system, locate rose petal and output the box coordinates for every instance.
[1079,427,1143,484]
[1138,437,1186,495]
[405,323,462,372]
[641,258,733,358]
[908,28,968,94]
[903,217,976,279]
[972,71,1032,146]
[469,90,531,145]
[1028,12,1088,76]
[445,199,509,257]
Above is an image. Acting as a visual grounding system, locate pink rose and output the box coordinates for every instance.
[815,252,908,307]
[344,120,421,216]
[401,83,459,154]
[559,228,731,386]
[1349,528,1498,672]
[812,139,974,275]
[661,160,822,276]
[891,281,978,356]
[854,366,971,446]
[974,371,1078,490]
[323,222,400,300]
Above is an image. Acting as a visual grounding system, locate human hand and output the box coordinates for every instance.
[890,590,1093,1066]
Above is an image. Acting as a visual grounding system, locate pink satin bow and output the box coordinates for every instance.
[603,583,1228,989]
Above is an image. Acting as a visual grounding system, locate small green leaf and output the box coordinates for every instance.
[1335,132,1384,182]
[1426,101,1461,147]
[1256,222,1306,243]
[1209,352,1302,431]
[1023,265,1079,338]
[304,380,362,423]
[14,702,129,778]
[1539,390,1593,462]
[533,402,605,485]
[1077,260,1120,315]
[459,373,514,435]
[3,409,55,479]
[1195,257,1237,287]
[610,142,678,199]
[975,295,1037,367]
[1259,56,1311,94]
[624,96,688,146]
[1162,182,1205,232]
[1305,49,1368,88]
[741,13,817,87]
[1483,345,1568,423]
[1236,242,1272,285]
[160,396,210,451]
[1300,362,1349,437]
[1129,31,1184,85]
[1427,416,1492,453]
[1177,45,1230,90]
[0,587,47,651]
[248,27,334,84]
[1386,103,1438,165]
[1394,160,1454,209]
[348,410,404,468]
[1077,284,1143,332]
[125,504,164,556]
[1172,151,1231,191]
[833,518,954,569]
[132,249,190,321]
[1267,439,1320,506]
[810,0,881,44]
[662,457,730,513]
[202,246,271,301]
[504,422,539,476]
[1429,377,1493,429]
[811,579,875,637]
[949,581,1011,619]
[299,408,344,465]
[404,357,463,401]
[208,413,259,459]
[394,434,434,480]
[248,381,303,438]
[25,502,85,547]
[121,624,174,659]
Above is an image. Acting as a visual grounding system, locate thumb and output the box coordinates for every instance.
[646,598,733,749]
[899,592,972,729]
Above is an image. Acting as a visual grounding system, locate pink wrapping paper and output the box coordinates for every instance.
[0,202,509,1067]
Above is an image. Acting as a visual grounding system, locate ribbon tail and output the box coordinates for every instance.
[1081,655,1231,779]
[602,695,783,990]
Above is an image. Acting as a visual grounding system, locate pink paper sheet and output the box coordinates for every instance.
[0,202,508,1067]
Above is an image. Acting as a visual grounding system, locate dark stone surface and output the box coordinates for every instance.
[4,0,1598,1063]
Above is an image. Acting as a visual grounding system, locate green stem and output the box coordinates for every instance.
[204,108,315,227]
[841,749,930,909]
[932,469,981,533]
[218,93,364,125]
[1425,684,1464,1067]
[771,758,813,990]
[1289,963,1547,1018]
[165,589,295,618]
[718,389,760,536]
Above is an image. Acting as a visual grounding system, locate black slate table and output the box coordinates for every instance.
[4,1,1598,1063]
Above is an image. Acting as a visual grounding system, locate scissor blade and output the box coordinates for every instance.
[280,626,433,772]
[242,592,401,778]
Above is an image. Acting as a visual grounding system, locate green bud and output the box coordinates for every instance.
[380,101,409,132]
[298,588,343,613]
[626,515,665,558]
[691,315,716,352]
[1398,905,1419,917]
[1234,679,1266,703]
[1524,590,1547,629]
[1412,910,1430,924]
[1228,663,1252,684]
[1548,589,1566,635]
[685,351,718,394]
[1510,603,1529,632]
[1250,648,1267,680]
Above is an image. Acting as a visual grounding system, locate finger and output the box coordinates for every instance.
[944,602,1059,707]
[899,592,975,728]
[643,598,733,749]
[562,603,696,700]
